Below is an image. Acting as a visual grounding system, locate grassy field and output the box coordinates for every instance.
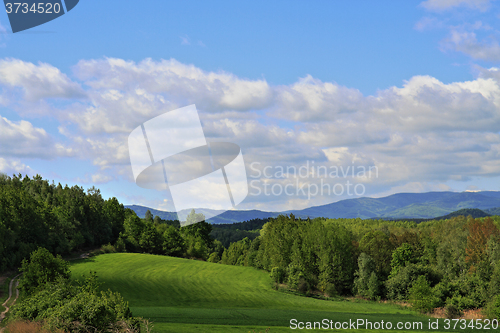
[69,253,490,332]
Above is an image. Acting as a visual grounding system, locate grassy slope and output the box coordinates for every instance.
[70,254,488,333]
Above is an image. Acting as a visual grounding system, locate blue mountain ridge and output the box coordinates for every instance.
[125,191,500,224]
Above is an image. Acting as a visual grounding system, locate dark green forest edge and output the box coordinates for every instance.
[1,174,500,331]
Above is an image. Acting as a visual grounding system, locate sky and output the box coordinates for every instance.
[1,0,500,212]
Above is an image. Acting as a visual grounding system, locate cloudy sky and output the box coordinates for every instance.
[1,0,500,212]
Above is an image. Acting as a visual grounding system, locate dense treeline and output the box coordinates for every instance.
[212,218,270,231]
[0,174,225,269]
[219,214,500,317]
[210,218,267,248]
[0,174,127,270]
[113,208,224,262]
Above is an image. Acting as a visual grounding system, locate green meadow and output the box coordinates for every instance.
[70,253,490,333]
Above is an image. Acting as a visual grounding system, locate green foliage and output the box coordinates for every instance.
[0,174,131,270]
[220,237,251,266]
[138,221,163,254]
[390,243,413,277]
[408,275,438,313]
[18,247,70,296]
[367,272,381,301]
[270,267,285,284]
[385,263,434,300]
[286,264,305,290]
[258,215,355,295]
[444,303,462,319]
[358,230,395,278]
[11,274,137,332]
[484,294,500,319]
[354,253,380,300]
[162,225,185,257]
[207,252,220,263]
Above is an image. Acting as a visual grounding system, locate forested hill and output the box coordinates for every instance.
[0,174,129,270]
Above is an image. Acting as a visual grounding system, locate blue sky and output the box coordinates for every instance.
[1,0,500,212]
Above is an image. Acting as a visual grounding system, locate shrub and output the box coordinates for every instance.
[286,264,305,290]
[18,248,70,296]
[367,272,381,301]
[11,273,139,333]
[208,252,220,263]
[444,304,462,319]
[385,263,435,300]
[323,283,337,297]
[484,294,500,319]
[445,294,476,311]
[101,243,117,253]
[408,275,439,313]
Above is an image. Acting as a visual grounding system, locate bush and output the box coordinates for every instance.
[408,276,439,313]
[115,236,127,252]
[18,248,70,296]
[11,272,139,332]
[323,283,337,297]
[208,252,220,263]
[286,264,305,290]
[101,243,117,254]
[445,294,476,311]
[367,272,381,301]
[385,264,435,300]
[484,294,500,319]
[444,304,462,319]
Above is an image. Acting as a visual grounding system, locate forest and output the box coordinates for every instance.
[0,174,126,270]
[1,174,500,322]
[220,214,500,318]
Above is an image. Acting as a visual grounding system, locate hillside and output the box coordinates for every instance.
[70,253,435,333]
[127,191,500,223]
[434,208,491,220]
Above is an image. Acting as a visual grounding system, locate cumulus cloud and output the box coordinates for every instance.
[0,116,72,158]
[440,26,500,61]
[0,158,33,175]
[64,58,274,138]
[274,75,363,122]
[0,59,85,101]
[4,57,500,210]
[417,0,500,61]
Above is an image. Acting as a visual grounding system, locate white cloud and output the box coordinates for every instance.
[414,17,445,31]
[0,158,33,175]
[441,28,500,61]
[4,57,500,210]
[420,0,493,11]
[67,58,273,136]
[0,20,8,48]
[274,75,363,122]
[0,59,85,101]
[180,35,190,45]
[0,116,71,158]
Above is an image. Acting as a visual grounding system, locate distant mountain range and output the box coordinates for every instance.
[126,191,500,224]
